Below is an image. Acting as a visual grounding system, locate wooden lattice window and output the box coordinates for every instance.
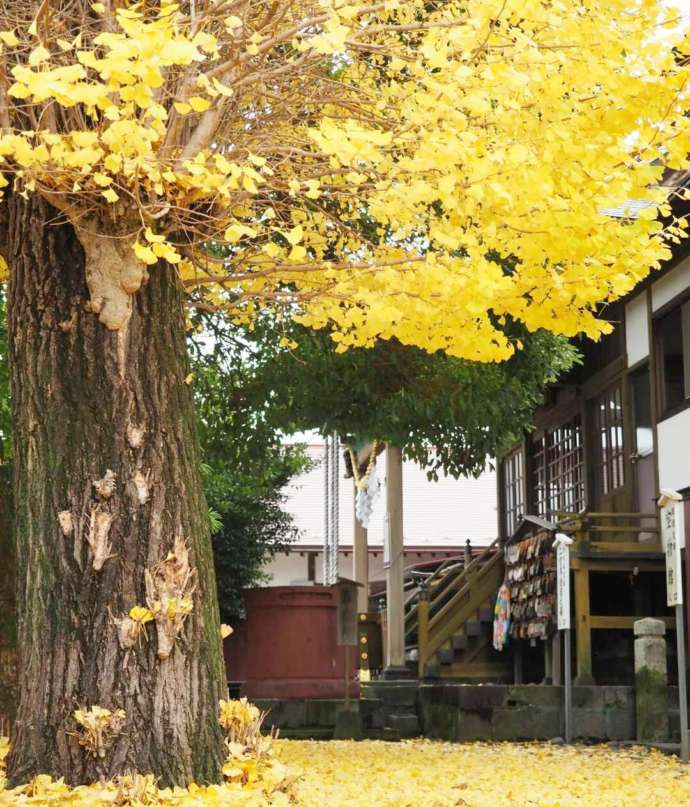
[593,383,625,495]
[503,447,524,536]
[531,416,585,518]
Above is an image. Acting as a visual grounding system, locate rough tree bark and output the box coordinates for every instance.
[5,195,226,787]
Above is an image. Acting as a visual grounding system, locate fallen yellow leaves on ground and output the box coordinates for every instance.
[276,739,690,807]
[2,737,690,805]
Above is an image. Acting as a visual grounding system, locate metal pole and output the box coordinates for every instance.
[564,628,572,743]
[323,437,330,585]
[332,435,339,585]
[676,603,689,763]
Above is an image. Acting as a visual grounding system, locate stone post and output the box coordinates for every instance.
[634,617,669,743]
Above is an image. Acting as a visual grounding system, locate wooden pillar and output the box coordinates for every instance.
[379,605,388,668]
[513,641,523,684]
[684,499,690,677]
[353,482,369,614]
[574,566,594,684]
[543,637,553,685]
[551,631,562,686]
[384,444,408,676]
[417,589,429,679]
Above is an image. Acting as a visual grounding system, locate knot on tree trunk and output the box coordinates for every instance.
[76,226,148,332]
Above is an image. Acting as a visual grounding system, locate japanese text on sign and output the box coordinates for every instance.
[659,492,684,608]
[555,533,572,631]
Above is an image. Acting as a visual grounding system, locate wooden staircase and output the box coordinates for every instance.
[405,538,510,681]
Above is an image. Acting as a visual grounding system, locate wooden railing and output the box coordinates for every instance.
[412,538,504,676]
[404,556,466,640]
[555,511,661,556]
[554,511,663,683]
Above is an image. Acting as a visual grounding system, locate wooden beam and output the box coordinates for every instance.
[582,541,663,554]
[574,567,594,684]
[590,616,675,630]
[417,596,429,679]
[570,558,664,573]
[576,512,658,519]
[585,527,659,534]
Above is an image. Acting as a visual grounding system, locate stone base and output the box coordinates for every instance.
[333,705,364,740]
[382,665,416,680]
[254,684,682,744]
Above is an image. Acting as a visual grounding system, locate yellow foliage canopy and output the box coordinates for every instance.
[0,0,689,359]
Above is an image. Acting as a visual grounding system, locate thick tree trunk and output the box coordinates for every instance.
[5,195,226,787]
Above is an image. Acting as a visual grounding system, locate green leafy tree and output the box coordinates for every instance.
[190,340,312,623]
[218,318,579,479]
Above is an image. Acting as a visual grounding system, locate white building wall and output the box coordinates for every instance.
[657,408,690,493]
[261,552,311,586]
[282,443,497,548]
[625,293,649,365]
[652,257,690,311]
[264,547,463,587]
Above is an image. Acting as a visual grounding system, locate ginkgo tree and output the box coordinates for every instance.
[0,0,688,789]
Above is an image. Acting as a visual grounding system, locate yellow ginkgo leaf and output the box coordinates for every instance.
[144,227,166,244]
[212,78,234,97]
[129,606,155,624]
[225,223,257,243]
[188,96,211,112]
[263,241,281,258]
[151,242,181,263]
[28,45,50,67]
[92,173,112,187]
[286,225,304,245]
[133,241,158,265]
[288,244,307,262]
[0,30,18,47]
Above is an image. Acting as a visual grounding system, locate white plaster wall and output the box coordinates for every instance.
[657,407,690,492]
[625,293,649,366]
[262,547,461,587]
[652,257,690,311]
[261,552,310,586]
[282,442,497,547]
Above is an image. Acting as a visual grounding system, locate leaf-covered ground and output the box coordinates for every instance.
[3,739,690,805]
[276,739,690,807]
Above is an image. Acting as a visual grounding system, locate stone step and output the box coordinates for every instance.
[276,727,334,740]
[465,620,481,637]
[452,634,468,651]
[386,712,421,738]
[478,606,493,623]
[445,660,512,681]
[438,646,455,665]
